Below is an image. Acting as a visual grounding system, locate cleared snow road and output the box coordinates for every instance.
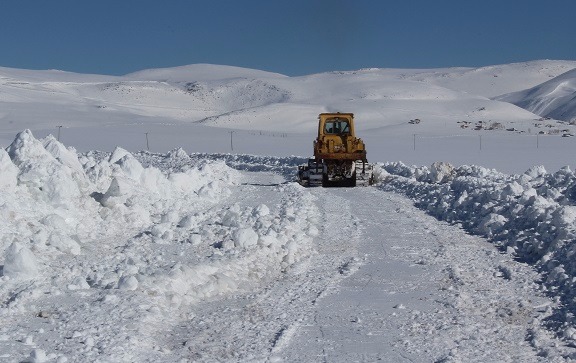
[279,186,560,362]
[281,187,438,362]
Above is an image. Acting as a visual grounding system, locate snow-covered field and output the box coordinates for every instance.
[2,60,576,362]
[2,59,576,173]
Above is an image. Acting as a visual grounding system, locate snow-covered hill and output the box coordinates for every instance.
[3,60,573,136]
[124,63,287,82]
[2,60,576,173]
[396,60,576,98]
[496,68,576,123]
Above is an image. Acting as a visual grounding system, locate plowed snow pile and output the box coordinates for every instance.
[0,130,318,362]
[380,161,576,341]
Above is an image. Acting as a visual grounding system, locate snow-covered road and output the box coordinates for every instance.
[280,187,562,362]
[144,171,567,362]
[282,188,434,362]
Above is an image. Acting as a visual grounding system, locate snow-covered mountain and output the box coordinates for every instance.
[496,67,576,123]
[2,60,576,173]
[2,60,573,133]
[395,60,576,98]
[0,60,574,136]
[124,63,287,82]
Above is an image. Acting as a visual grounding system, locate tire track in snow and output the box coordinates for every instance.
[147,175,363,362]
[280,188,437,362]
[279,187,564,362]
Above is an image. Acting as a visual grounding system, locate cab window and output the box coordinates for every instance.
[324,119,350,134]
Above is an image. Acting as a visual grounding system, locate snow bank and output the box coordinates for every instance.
[137,151,306,181]
[0,131,321,361]
[380,161,576,333]
[0,129,240,280]
[138,182,318,306]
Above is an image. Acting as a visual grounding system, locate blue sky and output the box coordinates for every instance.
[1,0,575,76]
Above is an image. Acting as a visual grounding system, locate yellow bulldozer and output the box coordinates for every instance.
[298,112,374,187]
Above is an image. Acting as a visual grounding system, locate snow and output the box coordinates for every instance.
[497,68,576,123]
[3,60,576,174]
[124,63,287,82]
[379,161,576,337]
[280,189,558,362]
[3,242,39,279]
[0,130,323,361]
[1,60,576,361]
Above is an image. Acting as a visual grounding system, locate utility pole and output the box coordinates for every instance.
[145,132,149,151]
[57,126,62,141]
[479,135,482,150]
[413,134,416,150]
[229,131,234,151]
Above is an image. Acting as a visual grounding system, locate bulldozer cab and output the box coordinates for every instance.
[318,113,355,137]
[314,113,366,161]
